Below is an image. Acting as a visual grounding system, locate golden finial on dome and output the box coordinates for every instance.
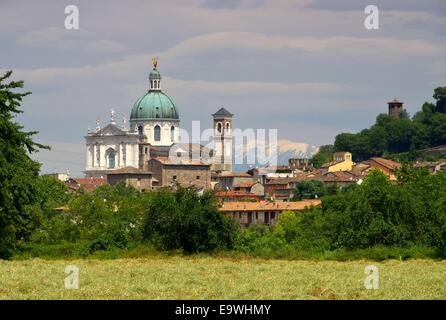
[152,56,158,68]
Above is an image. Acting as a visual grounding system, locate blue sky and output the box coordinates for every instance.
[1,0,445,176]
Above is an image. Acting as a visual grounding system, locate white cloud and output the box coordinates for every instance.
[16,27,127,53]
[161,31,441,61]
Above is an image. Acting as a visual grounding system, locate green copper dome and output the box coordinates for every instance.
[130,91,179,120]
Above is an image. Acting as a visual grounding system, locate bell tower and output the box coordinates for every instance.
[212,108,233,172]
[388,98,404,118]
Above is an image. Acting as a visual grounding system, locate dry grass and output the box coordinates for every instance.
[0,256,445,299]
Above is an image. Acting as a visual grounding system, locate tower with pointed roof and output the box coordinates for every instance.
[212,107,233,172]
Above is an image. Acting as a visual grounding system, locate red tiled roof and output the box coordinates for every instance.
[215,191,260,199]
[66,177,106,192]
[266,171,359,184]
[321,160,344,168]
[370,157,401,170]
[219,199,321,212]
[233,181,257,188]
[216,172,252,178]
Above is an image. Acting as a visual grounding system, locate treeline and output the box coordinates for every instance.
[19,181,238,257]
[237,166,446,259]
[320,87,446,162]
[11,165,446,260]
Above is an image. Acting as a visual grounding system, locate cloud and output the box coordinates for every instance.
[16,26,127,53]
[2,0,444,176]
[161,31,441,61]
[200,0,265,10]
[307,0,446,15]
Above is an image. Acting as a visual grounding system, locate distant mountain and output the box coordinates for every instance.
[233,139,318,172]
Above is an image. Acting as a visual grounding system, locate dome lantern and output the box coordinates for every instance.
[149,56,161,92]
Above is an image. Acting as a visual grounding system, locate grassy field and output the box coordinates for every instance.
[0,256,445,299]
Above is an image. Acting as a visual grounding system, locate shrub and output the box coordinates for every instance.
[143,186,239,253]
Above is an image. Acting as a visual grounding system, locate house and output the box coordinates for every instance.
[352,162,372,177]
[219,199,321,227]
[65,177,107,192]
[321,151,354,173]
[212,171,253,190]
[233,181,265,197]
[264,170,359,200]
[106,166,153,191]
[264,178,294,201]
[370,157,401,180]
[148,157,211,189]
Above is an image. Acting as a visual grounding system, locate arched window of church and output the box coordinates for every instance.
[170,126,175,142]
[106,148,116,169]
[138,125,143,135]
[154,125,161,141]
[217,122,222,133]
[226,122,230,132]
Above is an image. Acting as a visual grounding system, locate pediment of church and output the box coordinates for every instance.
[95,124,127,136]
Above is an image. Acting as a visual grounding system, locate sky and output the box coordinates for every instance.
[1,0,445,176]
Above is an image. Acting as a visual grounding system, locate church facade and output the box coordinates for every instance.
[85,57,233,188]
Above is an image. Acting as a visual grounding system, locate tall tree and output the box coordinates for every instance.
[311,145,334,168]
[0,70,47,258]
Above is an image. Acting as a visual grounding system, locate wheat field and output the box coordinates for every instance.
[0,256,445,299]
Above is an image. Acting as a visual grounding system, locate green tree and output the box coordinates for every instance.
[333,133,356,154]
[143,187,238,253]
[293,180,325,200]
[0,71,47,258]
[31,183,151,251]
[331,87,446,160]
[433,86,446,113]
[311,145,334,168]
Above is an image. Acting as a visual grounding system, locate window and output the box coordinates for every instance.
[271,212,276,220]
[196,176,200,180]
[170,126,175,142]
[226,122,230,131]
[172,175,177,180]
[154,125,161,141]
[145,147,148,154]
[96,144,100,162]
[138,125,143,135]
[217,122,222,133]
[106,148,116,169]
